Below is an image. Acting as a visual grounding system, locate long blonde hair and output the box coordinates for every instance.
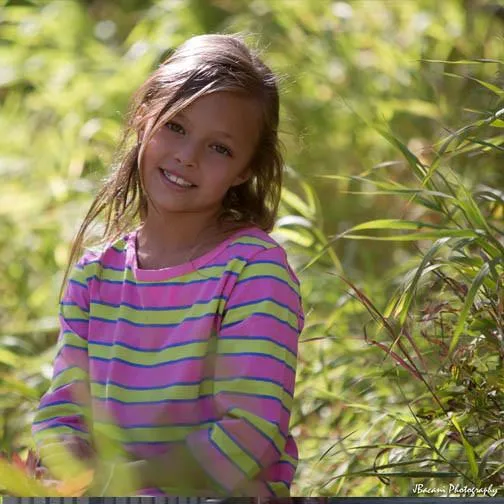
[62,33,284,294]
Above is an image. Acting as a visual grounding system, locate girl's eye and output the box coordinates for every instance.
[212,144,232,157]
[165,122,184,134]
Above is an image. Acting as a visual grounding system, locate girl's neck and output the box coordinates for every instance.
[136,210,245,269]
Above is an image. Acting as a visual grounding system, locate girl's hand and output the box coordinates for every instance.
[38,436,95,481]
[88,460,139,496]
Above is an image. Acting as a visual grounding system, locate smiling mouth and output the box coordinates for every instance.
[159,168,197,188]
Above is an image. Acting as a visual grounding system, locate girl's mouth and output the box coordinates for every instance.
[159,168,197,188]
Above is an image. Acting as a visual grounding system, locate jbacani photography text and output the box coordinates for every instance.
[412,483,498,497]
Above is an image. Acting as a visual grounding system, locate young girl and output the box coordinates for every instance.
[32,33,303,498]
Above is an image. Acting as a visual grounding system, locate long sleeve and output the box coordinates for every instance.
[32,255,93,450]
[185,245,303,496]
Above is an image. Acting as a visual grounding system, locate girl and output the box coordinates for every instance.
[32,33,303,497]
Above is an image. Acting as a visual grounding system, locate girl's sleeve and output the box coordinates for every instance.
[185,245,303,495]
[32,256,93,453]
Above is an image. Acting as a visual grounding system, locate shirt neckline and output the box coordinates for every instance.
[126,225,258,281]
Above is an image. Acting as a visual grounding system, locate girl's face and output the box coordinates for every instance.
[140,91,262,221]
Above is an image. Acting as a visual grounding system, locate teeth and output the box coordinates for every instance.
[162,170,193,187]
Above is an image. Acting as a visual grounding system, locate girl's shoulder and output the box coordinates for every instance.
[220,225,300,284]
[218,224,287,261]
[73,232,133,273]
[224,225,279,251]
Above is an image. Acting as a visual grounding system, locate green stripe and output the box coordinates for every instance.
[35,425,91,441]
[280,452,297,467]
[211,379,292,411]
[62,331,87,349]
[71,264,92,285]
[233,236,276,249]
[97,263,232,285]
[91,377,290,408]
[239,262,299,293]
[61,303,88,321]
[269,481,290,497]
[218,339,297,370]
[212,424,260,476]
[200,259,246,276]
[226,407,285,454]
[34,403,87,423]
[51,367,88,389]
[91,381,203,402]
[90,340,207,365]
[224,299,298,331]
[93,266,127,282]
[111,237,128,251]
[91,297,222,324]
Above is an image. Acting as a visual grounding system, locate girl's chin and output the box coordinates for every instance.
[143,200,226,222]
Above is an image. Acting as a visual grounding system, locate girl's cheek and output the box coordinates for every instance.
[147,132,169,152]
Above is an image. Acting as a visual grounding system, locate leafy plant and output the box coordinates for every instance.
[293,62,503,495]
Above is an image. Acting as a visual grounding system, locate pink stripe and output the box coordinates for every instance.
[100,283,228,308]
[92,396,219,425]
[60,318,88,335]
[88,317,219,342]
[213,354,295,383]
[214,394,290,434]
[64,280,88,298]
[88,325,213,348]
[89,354,207,385]
[220,318,298,353]
[226,281,300,312]
[261,461,295,482]
[40,381,90,407]
[54,347,88,373]
[91,393,289,432]
[34,416,86,432]
[95,275,234,306]
[284,435,298,460]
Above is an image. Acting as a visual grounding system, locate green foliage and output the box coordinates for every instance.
[0,0,503,497]
[289,57,503,500]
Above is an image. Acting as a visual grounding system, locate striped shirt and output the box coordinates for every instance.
[32,226,303,497]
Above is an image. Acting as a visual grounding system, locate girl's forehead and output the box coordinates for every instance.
[182,91,258,115]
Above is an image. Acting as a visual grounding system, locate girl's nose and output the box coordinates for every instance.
[174,140,199,167]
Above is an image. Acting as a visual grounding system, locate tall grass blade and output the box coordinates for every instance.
[443,71,504,97]
[342,230,478,240]
[450,415,479,482]
[450,258,501,353]
[478,438,504,479]
[391,238,450,323]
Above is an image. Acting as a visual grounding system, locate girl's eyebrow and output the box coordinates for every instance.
[176,112,236,141]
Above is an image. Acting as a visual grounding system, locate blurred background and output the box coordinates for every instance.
[0,0,503,497]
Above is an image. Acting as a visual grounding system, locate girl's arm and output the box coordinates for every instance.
[32,256,95,472]
[183,245,303,496]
